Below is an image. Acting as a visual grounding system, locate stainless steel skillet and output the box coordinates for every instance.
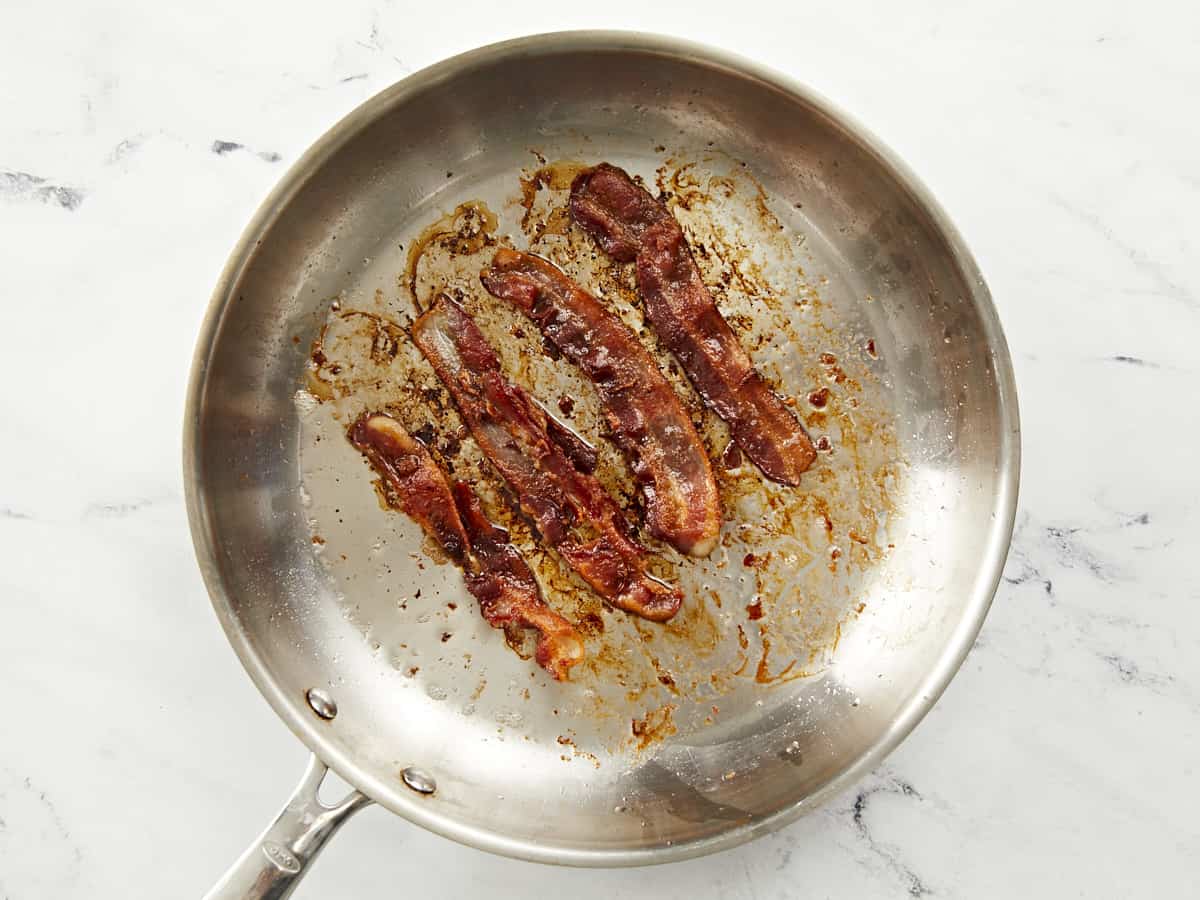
[185,30,1019,899]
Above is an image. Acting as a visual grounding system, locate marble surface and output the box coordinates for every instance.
[2,1,1197,896]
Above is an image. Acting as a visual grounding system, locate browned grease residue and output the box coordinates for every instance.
[754,634,812,685]
[298,152,903,757]
[557,733,602,768]
[630,704,677,750]
[518,160,589,231]
[405,201,498,307]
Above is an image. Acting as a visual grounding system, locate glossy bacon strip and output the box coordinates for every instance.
[348,412,583,679]
[412,297,682,622]
[482,248,721,557]
[450,482,585,679]
[570,163,816,485]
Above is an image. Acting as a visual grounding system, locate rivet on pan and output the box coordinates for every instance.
[401,766,436,795]
[306,688,338,720]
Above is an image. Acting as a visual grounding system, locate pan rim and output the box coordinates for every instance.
[183,29,1020,867]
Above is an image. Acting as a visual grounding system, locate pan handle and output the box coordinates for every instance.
[202,753,373,900]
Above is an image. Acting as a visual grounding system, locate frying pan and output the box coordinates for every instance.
[186,31,1019,899]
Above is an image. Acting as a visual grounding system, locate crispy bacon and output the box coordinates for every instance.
[482,248,721,557]
[570,163,816,485]
[348,412,583,679]
[412,297,682,622]
[449,482,585,678]
[540,406,600,474]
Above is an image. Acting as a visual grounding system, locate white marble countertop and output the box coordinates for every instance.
[2,1,1197,896]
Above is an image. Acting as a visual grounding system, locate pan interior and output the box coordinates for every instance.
[187,35,1016,863]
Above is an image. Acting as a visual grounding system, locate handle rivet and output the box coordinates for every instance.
[401,766,436,795]
[306,688,338,720]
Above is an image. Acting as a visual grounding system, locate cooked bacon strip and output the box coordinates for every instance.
[449,482,584,679]
[482,248,721,557]
[412,297,682,621]
[348,412,468,564]
[540,405,599,474]
[570,163,816,485]
[348,412,583,679]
